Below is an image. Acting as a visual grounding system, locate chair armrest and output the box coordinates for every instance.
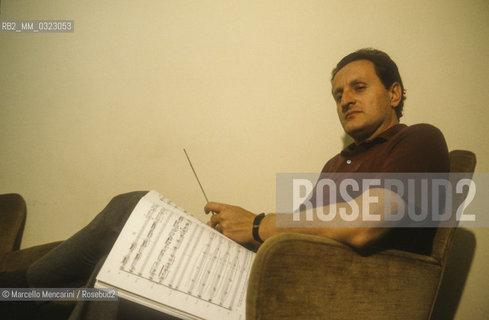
[0,193,27,256]
[246,233,442,320]
[0,241,62,272]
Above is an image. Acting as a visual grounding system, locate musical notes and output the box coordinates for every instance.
[96,191,254,319]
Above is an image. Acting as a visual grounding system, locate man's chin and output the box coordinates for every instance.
[343,124,368,142]
[342,122,363,136]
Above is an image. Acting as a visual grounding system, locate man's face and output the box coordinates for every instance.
[332,59,400,143]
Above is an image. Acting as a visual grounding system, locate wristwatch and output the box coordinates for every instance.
[252,213,266,243]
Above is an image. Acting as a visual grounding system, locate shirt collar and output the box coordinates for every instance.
[340,123,407,157]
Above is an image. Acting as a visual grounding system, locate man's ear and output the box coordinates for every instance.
[389,82,402,108]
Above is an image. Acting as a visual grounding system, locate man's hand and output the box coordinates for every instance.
[204,202,258,245]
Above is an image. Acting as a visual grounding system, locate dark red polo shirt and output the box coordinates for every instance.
[321,123,450,255]
[322,123,449,174]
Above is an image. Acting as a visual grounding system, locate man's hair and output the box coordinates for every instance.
[331,48,406,119]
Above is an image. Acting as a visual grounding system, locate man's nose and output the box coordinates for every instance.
[341,91,355,112]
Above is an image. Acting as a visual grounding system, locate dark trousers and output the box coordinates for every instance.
[27,191,148,288]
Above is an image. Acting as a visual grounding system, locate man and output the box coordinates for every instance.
[205,48,449,254]
[1,48,449,318]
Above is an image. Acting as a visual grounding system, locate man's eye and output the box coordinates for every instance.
[355,86,366,92]
[335,95,342,103]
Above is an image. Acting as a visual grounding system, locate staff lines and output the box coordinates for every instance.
[118,203,252,311]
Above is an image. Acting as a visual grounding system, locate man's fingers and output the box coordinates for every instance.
[210,213,220,225]
[204,201,225,214]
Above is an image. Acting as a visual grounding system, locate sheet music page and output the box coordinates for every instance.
[95,191,255,320]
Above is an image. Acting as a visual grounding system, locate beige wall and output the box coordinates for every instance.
[1,0,488,318]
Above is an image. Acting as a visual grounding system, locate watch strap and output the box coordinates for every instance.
[252,213,266,243]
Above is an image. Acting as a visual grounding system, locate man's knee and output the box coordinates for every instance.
[105,191,148,218]
[93,191,149,235]
[108,191,148,209]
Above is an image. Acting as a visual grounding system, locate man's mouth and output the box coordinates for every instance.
[345,110,361,119]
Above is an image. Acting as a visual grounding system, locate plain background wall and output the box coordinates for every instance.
[1,0,488,318]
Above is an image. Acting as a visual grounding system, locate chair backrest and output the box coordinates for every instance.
[0,193,27,257]
[431,150,477,263]
[428,150,476,320]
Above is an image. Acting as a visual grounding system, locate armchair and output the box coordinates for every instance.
[246,150,477,320]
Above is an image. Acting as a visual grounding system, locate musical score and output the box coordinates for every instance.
[117,197,253,311]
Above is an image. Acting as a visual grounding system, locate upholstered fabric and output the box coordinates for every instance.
[0,194,26,258]
[431,150,477,264]
[247,233,441,320]
[246,150,477,320]
[0,193,62,273]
